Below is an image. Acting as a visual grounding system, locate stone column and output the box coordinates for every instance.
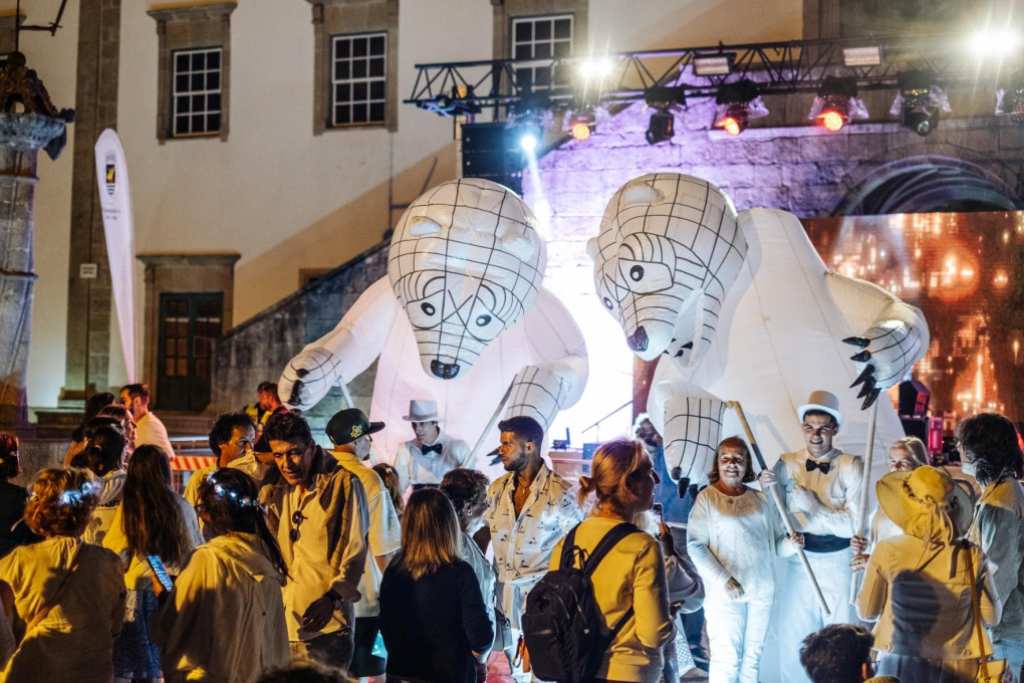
[0,113,67,425]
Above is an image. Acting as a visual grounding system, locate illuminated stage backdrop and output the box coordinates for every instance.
[804,211,1024,427]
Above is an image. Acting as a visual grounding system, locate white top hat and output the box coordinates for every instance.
[403,399,440,422]
[798,389,843,427]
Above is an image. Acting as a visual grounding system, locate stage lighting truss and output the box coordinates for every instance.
[889,71,951,137]
[713,79,769,136]
[404,33,1016,135]
[808,76,869,132]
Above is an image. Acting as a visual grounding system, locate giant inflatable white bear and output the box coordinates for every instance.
[280,178,589,462]
[590,173,929,484]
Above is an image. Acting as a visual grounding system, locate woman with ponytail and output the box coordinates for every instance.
[103,444,203,682]
[549,438,673,683]
[155,468,289,683]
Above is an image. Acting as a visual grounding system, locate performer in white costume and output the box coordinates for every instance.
[760,391,863,683]
[392,399,473,494]
[589,173,929,683]
[279,179,589,465]
[687,436,803,683]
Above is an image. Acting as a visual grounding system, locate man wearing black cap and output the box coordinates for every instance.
[327,409,401,679]
[260,411,369,671]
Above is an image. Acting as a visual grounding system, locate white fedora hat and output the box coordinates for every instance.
[403,399,440,422]
[798,389,843,428]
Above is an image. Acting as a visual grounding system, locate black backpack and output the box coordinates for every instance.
[522,521,640,683]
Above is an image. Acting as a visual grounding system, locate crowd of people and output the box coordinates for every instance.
[0,382,1020,683]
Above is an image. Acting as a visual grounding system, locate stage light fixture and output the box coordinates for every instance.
[642,87,685,145]
[713,79,768,136]
[578,56,616,83]
[890,71,950,137]
[564,108,596,141]
[808,76,868,133]
[645,109,675,144]
[518,130,539,153]
[693,54,733,76]
[968,28,1021,59]
[843,46,881,67]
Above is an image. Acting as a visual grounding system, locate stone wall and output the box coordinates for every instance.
[209,242,387,440]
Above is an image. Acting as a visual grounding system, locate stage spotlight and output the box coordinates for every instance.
[518,130,539,153]
[717,105,748,136]
[642,86,685,145]
[578,56,615,83]
[968,28,1021,59]
[713,79,768,136]
[843,46,881,67]
[645,109,675,144]
[890,71,950,137]
[694,54,733,76]
[564,109,596,141]
[808,77,868,133]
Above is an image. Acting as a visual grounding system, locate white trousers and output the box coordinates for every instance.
[705,598,772,683]
[766,547,857,683]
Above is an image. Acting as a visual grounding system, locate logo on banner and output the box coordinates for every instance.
[104,152,117,196]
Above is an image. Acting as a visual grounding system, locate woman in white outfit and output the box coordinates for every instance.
[850,437,930,570]
[687,437,804,683]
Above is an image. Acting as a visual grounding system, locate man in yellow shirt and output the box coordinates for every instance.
[183,412,261,510]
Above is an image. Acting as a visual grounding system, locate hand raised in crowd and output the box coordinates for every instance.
[300,593,337,633]
[725,577,745,599]
[757,468,777,488]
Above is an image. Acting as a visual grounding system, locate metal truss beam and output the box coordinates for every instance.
[404,33,1012,116]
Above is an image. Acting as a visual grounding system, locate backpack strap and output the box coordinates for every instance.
[582,522,639,577]
[583,523,641,647]
[559,525,580,569]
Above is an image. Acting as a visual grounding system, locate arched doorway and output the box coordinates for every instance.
[836,156,1021,215]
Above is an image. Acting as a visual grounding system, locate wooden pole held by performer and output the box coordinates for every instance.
[726,400,831,615]
[849,399,880,600]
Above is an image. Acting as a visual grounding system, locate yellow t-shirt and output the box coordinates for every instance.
[549,515,673,683]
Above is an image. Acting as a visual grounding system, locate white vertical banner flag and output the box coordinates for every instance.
[94,129,137,382]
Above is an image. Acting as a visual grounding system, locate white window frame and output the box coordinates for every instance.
[331,32,388,127]
[511,14,574,91]
[171,46,223,137]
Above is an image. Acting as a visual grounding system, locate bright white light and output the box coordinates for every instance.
[969,29,1021,58]
[578,57,615,82]
[519,132,539,153]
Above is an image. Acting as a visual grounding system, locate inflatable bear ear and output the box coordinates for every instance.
[408,215,443,237]
[621,181,664,207]
[499,224,540,262]
[585,236,600,261]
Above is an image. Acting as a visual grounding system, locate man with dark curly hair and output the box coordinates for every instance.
[800,624,896,682]
[958,412,1024,681]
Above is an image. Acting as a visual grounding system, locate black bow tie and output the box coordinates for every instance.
[421,443,443,456]
[805,459,831,475]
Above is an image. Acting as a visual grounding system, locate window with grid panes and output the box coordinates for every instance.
[511,15,573,92]
[331,32,387,126]
[172,47,222,136]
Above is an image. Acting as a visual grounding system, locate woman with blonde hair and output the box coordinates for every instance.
[379,487,492,683]
[850,436,965,571]
[687,437,803,683]
[547,437,673,683]
[0,467,126,682]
